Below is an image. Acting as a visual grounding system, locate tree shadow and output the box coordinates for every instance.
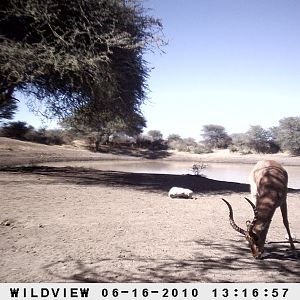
[264,241,300,260]
[3,165,300,195]
[42,238,300,283]
[1,165,252,194]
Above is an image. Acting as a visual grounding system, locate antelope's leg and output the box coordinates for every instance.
[280,200,296,250]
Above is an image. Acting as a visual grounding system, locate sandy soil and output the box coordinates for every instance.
[0,137,300,282]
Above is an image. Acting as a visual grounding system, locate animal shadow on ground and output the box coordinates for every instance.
[42,239,300,283]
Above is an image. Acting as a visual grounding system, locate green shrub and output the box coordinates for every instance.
[0,121,69,145]
[193,144,213,154]
[231,126,280,154]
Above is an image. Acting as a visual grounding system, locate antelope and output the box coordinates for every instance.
[222,160,295,259]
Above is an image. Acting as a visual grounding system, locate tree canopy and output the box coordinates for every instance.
[201,124,232,149]
[0,95,18,121]
[0,0,164,124]
[274,117,300,155]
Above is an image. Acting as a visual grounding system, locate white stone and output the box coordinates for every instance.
[168,187,193,199]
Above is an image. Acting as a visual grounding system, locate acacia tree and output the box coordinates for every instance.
[0,0,164,123]
[230,126,280,154]
[201,124,232,149]
[274,117,300,155]
[147,130,163,141]
[244,125,279,153]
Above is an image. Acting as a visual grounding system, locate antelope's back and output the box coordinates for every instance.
[250,160,288,203]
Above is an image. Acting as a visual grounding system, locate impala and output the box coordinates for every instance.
[222,160,295,259]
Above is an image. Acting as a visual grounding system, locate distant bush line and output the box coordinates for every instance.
[0,121,71,145]
[1,116,300,155]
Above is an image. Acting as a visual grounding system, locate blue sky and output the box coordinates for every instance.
[142,0,300,139]
[14,0,300,139]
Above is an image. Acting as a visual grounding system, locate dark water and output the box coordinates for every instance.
[39,160,300,189]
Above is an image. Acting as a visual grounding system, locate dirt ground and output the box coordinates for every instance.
[0,137,300,282]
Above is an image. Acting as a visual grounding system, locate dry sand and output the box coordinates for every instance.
[0,137,299,282]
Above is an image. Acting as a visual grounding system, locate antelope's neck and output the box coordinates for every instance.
[255,195,279,220]
[252,218,271,233]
